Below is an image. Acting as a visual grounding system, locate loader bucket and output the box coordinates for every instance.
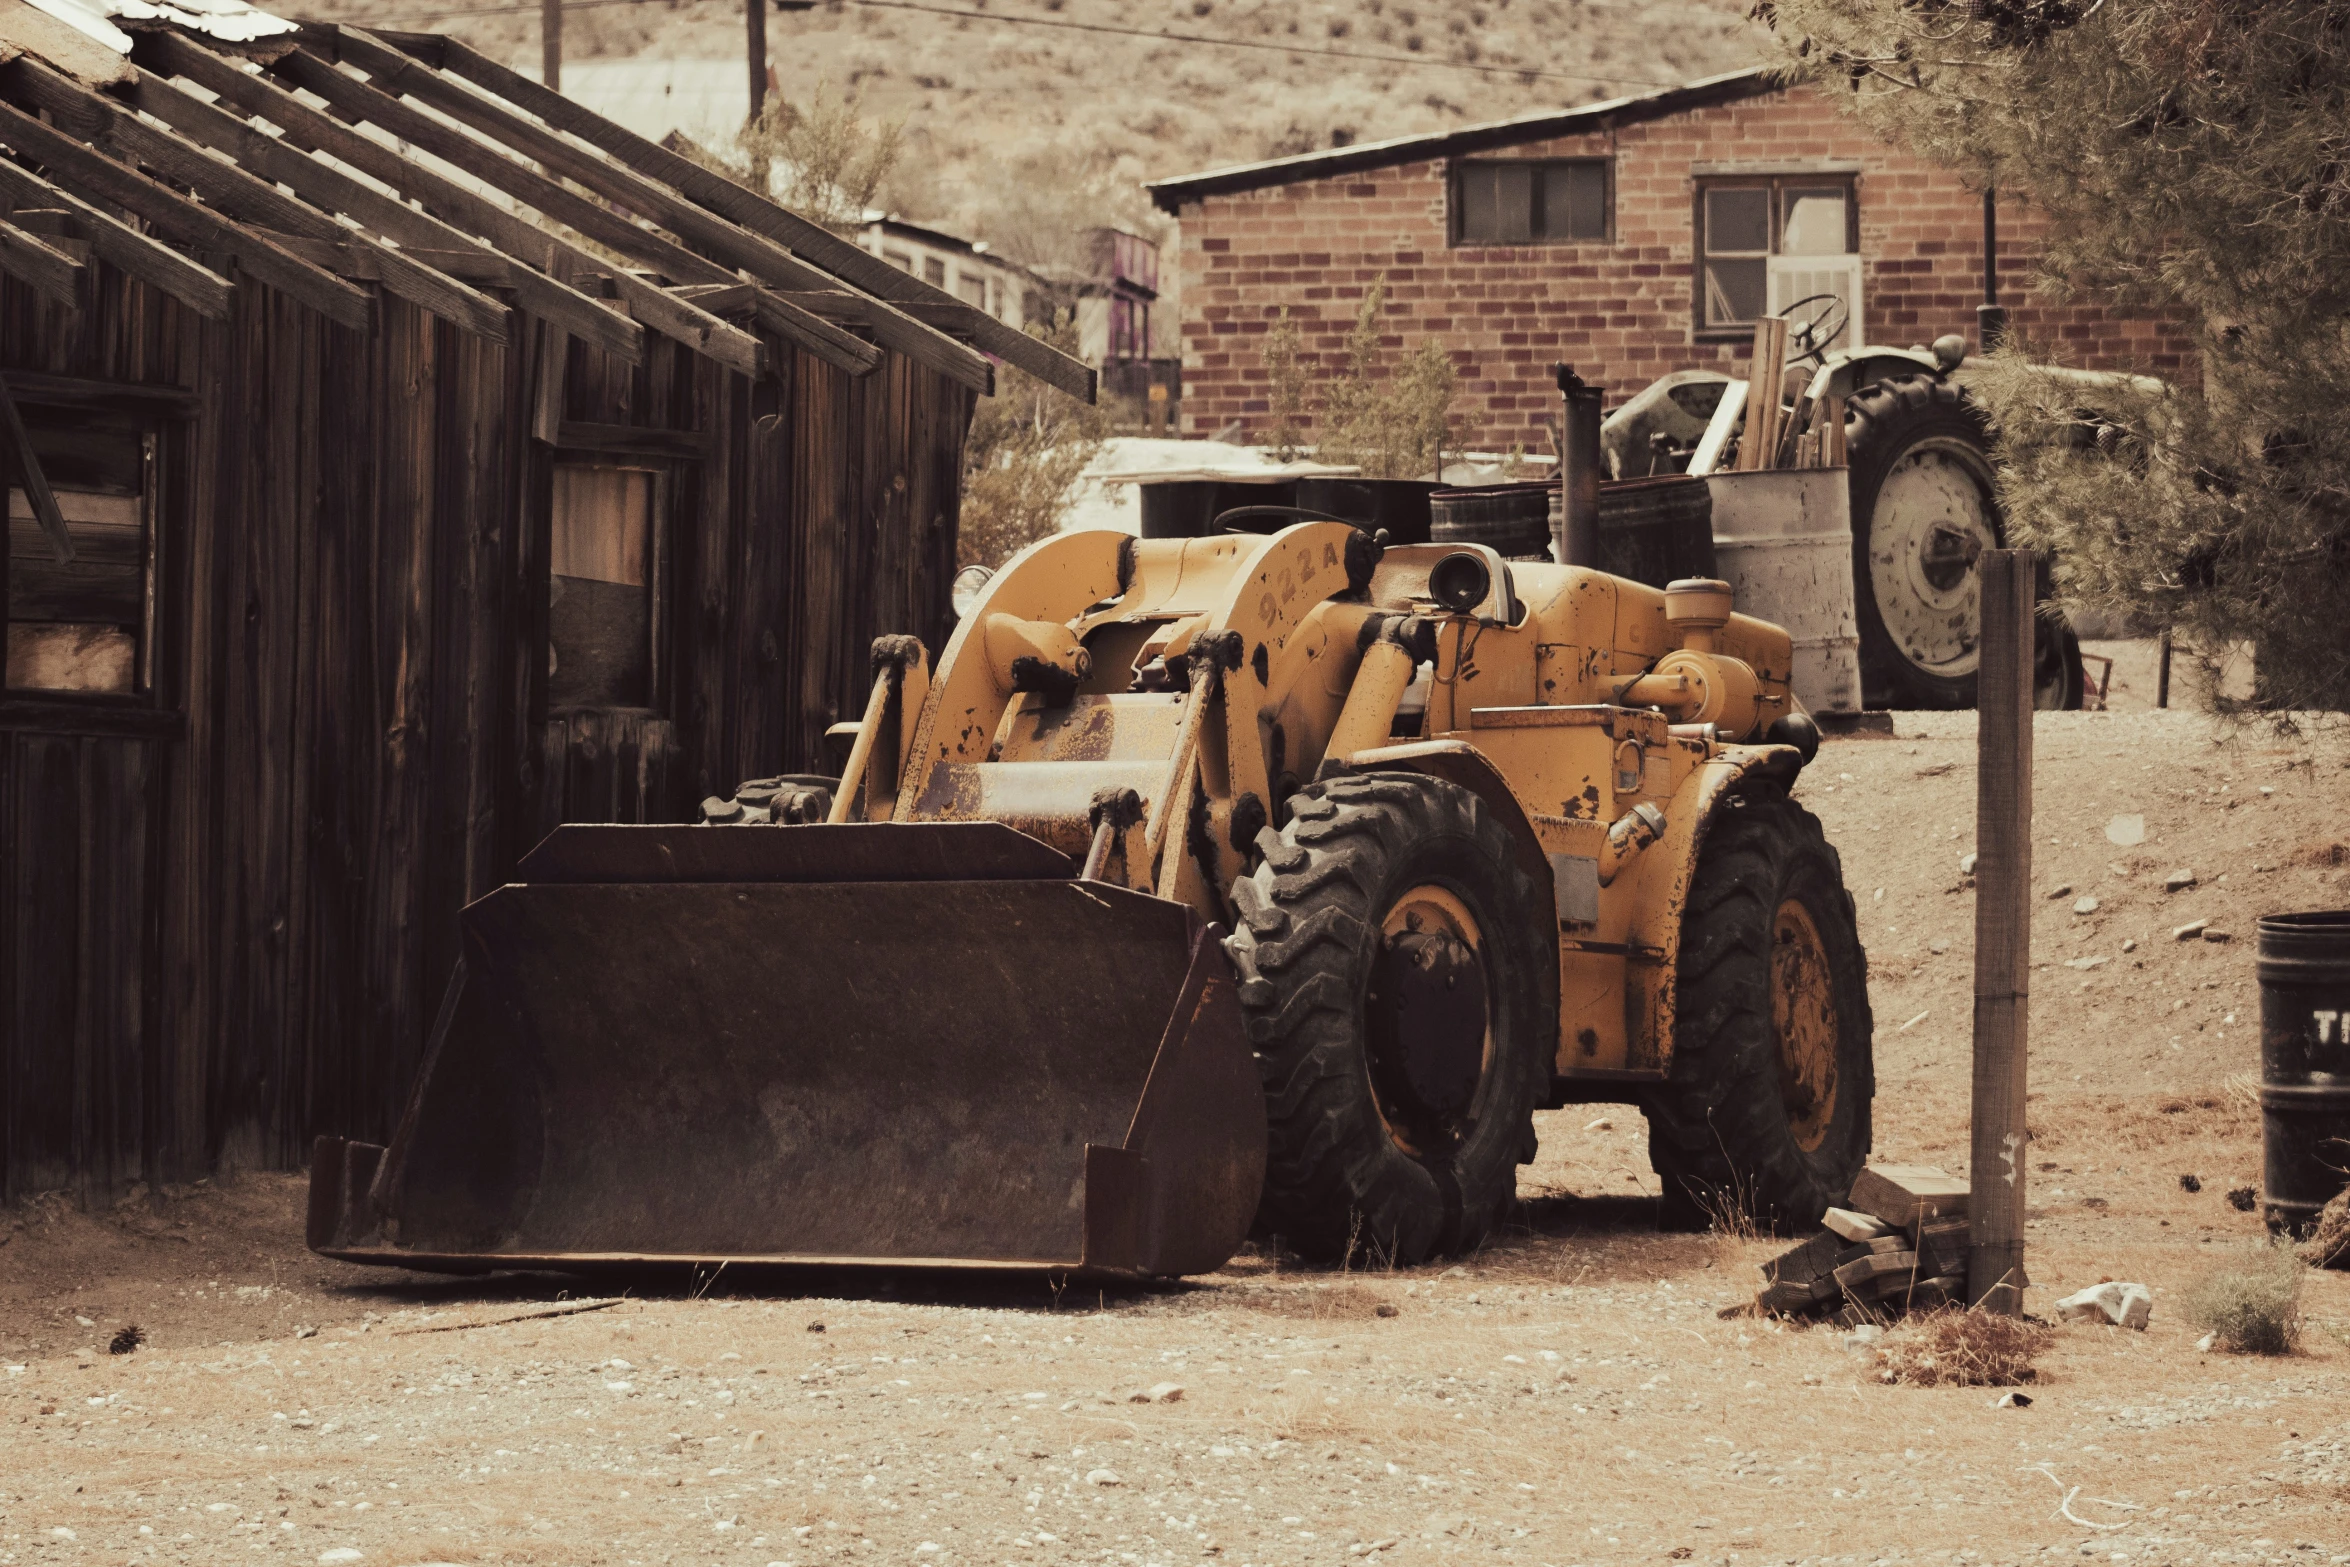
[307,822,1265,1279]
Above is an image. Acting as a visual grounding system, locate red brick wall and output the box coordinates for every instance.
[1171,83,2195,449]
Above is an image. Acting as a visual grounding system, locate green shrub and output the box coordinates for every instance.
[2182,1245,2305,1355]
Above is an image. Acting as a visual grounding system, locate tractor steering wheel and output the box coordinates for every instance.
[1778,292,1848,365]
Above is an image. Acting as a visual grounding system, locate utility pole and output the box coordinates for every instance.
[542,0,562,91]
[745,0,767,127]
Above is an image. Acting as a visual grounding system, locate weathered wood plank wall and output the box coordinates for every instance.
[0,261,974,1203]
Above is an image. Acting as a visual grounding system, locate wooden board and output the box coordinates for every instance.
[1848,1163,1970,1227]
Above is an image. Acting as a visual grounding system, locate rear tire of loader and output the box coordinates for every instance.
[1645,787,1874,1234]
[1224,773,1554,1265]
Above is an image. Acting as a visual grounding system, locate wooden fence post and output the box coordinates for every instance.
[1969,549,2036,1313]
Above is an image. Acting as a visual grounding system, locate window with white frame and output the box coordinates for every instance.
[1696,176,1860,344]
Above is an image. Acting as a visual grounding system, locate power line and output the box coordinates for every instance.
[372,0,1696,90]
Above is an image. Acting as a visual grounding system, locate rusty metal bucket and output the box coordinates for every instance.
[308,822,1264,1279]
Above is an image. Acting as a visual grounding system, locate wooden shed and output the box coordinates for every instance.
[0,4,1093,1204]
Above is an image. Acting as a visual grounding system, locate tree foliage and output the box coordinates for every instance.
[1764,0,2350,711]
[715,83,904,235]
[958,312,1109,569]
[1294,278,1460,479]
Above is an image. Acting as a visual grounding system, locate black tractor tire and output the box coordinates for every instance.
[1645,787,1874,1233]
[1223,773,1555,1265]
[1845,374,2085,712]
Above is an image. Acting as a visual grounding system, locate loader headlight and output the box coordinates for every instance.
[1428,552,1491,615]
[950,564,996,620]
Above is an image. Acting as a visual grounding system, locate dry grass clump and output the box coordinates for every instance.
[1878,1308,2055,1387]
[2183,1245,2307,1353]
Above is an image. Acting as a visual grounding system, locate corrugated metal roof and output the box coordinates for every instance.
[1145,66,1781,211]
[21,0,293,53]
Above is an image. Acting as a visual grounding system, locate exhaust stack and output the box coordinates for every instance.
[1554,362,1603,567]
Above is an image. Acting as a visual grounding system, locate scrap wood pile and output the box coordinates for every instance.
[1752,1164,1972,1324]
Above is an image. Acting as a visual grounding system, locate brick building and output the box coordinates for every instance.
[1146,68,2192,448]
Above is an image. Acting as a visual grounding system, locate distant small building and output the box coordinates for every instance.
[856,214,1028,328]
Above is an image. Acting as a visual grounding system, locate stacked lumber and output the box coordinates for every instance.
[1753,1165,1971,1323]
[1730,317,1849,473]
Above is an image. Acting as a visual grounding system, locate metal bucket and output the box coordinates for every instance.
[1706,469,1864,715]
[308,821,1266,1279]
[2258,909,2350,1236]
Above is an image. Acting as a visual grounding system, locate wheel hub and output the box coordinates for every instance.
[1365,887,1491,1152]
[1867,437,1999,679]
[1769,897,1840,1154]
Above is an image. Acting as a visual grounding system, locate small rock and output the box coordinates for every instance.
[2179,1174,2202,1193]
[1993,1391,2033,1409]
[73,1315,93,1328]
[2173,919,2209,941]
[2258,785,2275,797]
[1374,1304,1399,1318]
[2073,896,2100,916]
[1583,1116,1613,1132]
[1841,1324,1884,1353]
[1959,852,1978,876]
[293,1326,317,1340]
[1441,1265,1469,1279]
[2196,1332,2218,1352]
[2055,1281,2152,1330]
[2166,869,2197,892]
[2201,928,2232,944]
[2227,1186,2258,1212]
[2047,884,2073,899]
[1085,1468,1122,1487]
[1929,939,1950,955]
[2121,938,2138,953]
[806,1322,824,1333]
[2105,815,2145,847]
[316,1551,364,1565]
[51,1529,76,1542]
[1140,1382,1184,1403]
[2063,956,2107,971]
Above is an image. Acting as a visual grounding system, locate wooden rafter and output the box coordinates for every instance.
[263,45,809,381]
[136,31,643,365]
[325,25,985,395]
[383,29,1096,404]
[0,217,82,305]
[0,144,230,318]
[2,58,509,345]
[0,92,372,330]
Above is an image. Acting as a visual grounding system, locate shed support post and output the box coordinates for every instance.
[541,0,561,91]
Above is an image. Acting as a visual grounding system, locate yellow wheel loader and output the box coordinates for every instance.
[309,522,1874,1277]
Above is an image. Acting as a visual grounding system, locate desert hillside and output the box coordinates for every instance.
[316,0,1767,248]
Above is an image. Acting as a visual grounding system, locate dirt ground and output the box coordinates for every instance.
[4,640,2348,1567]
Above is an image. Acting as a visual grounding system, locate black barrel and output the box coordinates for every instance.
[1139,478,1297,538]
[1590,475,1718,589]
[1294,477,1438,546]
[2258,909,2350,1236]
[1430,482,1552,558]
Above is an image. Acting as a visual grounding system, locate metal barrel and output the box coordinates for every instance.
[1706,469,1864,716]
[2258,909,2350,1236]
[308,821,1266,1279]
[1429,482,1553,558]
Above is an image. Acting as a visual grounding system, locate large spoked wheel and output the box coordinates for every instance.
[1846,374,2085,711]
[1646,788,1875,1233]
[1225,773,1554,1264]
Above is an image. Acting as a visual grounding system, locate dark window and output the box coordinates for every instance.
[548,462,661,710]
[956,272,988,309]
[1696,176,1858,337]
[922,256,947,287]
[6,422,155,699]
[1452,159,1609,245]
